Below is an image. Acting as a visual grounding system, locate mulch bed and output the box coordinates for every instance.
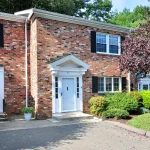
[106,115,138,124]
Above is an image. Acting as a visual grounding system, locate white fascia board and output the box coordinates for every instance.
[0,12,26,22]
[15,8,131,33]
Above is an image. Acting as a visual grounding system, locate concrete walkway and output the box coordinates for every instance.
[0,118,102,131]
[0,118,150,138]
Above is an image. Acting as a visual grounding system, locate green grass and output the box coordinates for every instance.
[128,113,150,131]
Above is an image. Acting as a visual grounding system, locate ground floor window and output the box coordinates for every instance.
[98,77,120,93]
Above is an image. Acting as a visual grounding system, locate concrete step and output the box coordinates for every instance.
[52,112,93,121]
[0,113,8,121]
[0,117,8,121]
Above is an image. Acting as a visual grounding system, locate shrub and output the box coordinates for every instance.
[129,91,142,101]
[140,90,150,109]
[22,107,34,113]
[88,96,106,115]
[105,92,139,112]
[102,109,129,119]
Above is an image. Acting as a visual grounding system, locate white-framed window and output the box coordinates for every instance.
[98,77,121,93]
[96,33,120,55]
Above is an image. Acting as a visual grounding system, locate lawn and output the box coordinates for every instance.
[128,113,150,131]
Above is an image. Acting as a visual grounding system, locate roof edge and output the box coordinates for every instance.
[15,8,131,33]
[0,12,26,22]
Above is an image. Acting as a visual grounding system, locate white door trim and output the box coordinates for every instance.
[52,75,83,114]
[0,67,4,112]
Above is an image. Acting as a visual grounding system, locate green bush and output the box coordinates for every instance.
[102,109,129,119]
[88,96,106,115]
[22,107,34,113]
[129,91,142,101]
[105,92,139,112]
[140,90,150,109]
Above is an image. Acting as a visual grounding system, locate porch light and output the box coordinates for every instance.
[45,74,49,82]
[8,74,13,78]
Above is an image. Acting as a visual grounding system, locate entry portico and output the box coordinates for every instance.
[49,55,89,114]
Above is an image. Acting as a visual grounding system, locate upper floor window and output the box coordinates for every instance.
[96,33,120,55]
[91,31,121,55]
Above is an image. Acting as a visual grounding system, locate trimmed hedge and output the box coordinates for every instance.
[88,96,106,115]
[102,109,129,119]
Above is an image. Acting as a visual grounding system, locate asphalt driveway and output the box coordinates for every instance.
[0,120,150,150]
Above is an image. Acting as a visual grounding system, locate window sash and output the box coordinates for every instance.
[98,77,120,92]
[96,33,120,54]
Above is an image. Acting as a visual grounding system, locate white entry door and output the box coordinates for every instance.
[0,67,4,112]
[62,78,75,112]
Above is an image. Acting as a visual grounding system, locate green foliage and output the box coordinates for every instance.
[128,113,150,131]
[88,96,106,115]
[140,90,150,109]
[22,107,34,113]
[81,0,113,21]
[105,92,139,112]
[109,6,150,28]
[102,109,129,119]
[129,91,142,102]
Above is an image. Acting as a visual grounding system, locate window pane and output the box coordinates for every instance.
[55,77,58,82]
[96,34,106,43]
[109,36,118,45]
[114,78,119,91]
[55,82,58,87]
[77,93,79,98]
[143,84,148,90]
[109,45,118,54]
[106,78,112,91]
[98,77,104,92]
[96,43,106,52]
[55,94,58,99]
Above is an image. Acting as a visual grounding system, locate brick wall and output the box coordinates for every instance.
[30,17,128,118]
[0,19,26,115]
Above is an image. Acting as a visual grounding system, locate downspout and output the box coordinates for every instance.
[25,18,28,107]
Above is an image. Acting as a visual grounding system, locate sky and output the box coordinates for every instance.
[111,0,150,12]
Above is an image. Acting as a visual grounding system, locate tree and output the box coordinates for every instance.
[120,21,150,74]
[81,0,113,22]
[0,0,85,16]
[109,6,150,28]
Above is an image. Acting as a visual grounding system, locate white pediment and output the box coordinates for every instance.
[59,60,81,68]
[49,55,89,75]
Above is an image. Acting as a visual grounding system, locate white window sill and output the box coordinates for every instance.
[98,91,120,94]
[96,52,120,56]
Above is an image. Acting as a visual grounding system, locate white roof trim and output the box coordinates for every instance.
[15,8,131,33]
[49,55,89,70]
[0,12,26,22]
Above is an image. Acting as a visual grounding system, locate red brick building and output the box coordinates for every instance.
[0,9,131,119]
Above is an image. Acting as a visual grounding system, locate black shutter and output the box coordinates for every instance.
[0,24,4,48]
[91,31,96,53]
[122,77,126,91]
[92,76,98,93]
